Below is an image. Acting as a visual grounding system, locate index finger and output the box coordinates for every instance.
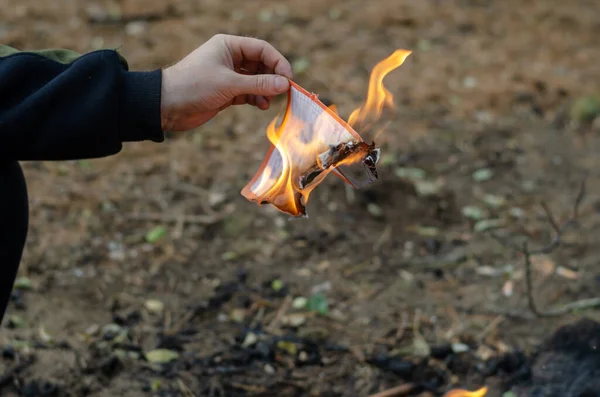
[224,35,294,80]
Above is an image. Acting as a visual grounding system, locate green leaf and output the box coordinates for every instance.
[145,226,167,244]
[271,279,284,292]
[221,251,238,261]
[472,168,494,182]
[14,277,32,290]
[277,340,298,355]
[462,205,484,220]
[482,194,506,208]
[292,58,311,75]
[569,95,600,123]
[9,340,33,351]
[415,180,441,196]
[257,8,273,22]
[78,160,93,170]
[411,225,440,237]
[474,219,502,232]
[145,349,179,364]
[307,293,329,315]
[509,207,524,218]
[292,296,308,309]
[8,315,28,329]
[367,203,383,217]
[151,379,162,392]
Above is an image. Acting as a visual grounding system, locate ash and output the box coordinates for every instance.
[511,318,600,397]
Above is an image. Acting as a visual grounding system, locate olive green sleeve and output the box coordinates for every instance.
[0,44,129,68]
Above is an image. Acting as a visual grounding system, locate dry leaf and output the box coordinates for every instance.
[502,280,514,297]
[556,266,579,280]
[530,254,555,276]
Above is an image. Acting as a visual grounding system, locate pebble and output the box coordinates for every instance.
[144,299,164,314]
[125,21,146,36]
[242,332,258,347]
[282,313,307,327]
[2,345,16,359]
[102,323,123,340]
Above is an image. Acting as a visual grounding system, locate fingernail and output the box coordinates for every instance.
[275,76,289,92]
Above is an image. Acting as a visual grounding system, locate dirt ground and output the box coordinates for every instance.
[2,0,600,396]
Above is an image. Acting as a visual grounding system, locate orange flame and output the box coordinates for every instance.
[443,386,488,397]
[348,49,413,131]
[242,49,412,216]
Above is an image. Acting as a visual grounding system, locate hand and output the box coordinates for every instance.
[160,34,294,132]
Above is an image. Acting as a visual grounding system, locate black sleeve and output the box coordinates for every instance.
[0,47,165,161]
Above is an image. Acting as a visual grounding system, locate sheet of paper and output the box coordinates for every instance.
[241,81,369,216]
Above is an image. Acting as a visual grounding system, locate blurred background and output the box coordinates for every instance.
[2,0,600,396]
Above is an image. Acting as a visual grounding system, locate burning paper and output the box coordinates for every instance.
[241,49,412,217]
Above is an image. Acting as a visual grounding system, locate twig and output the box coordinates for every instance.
[349,345,366,362]
[493,177,599,317]
[177,378,197,397]
[394,311,410,342]
[373,225,392,253]
[476,315,504,342]
[540,201,560,234]
[538,297,600,316]
[230,383,267,393]
[368,383,416,397]
[267,295,292,332]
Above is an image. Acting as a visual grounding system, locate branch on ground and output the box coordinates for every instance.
[493,175,600,318]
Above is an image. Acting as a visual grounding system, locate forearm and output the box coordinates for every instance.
[0,45,164,161]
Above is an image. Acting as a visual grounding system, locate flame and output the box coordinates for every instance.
[348,49,413,131]
[243,49,412,216]
[252,112,330,216]
[443,386,488,397]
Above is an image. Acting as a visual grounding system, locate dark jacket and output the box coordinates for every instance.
[0,45,165,323]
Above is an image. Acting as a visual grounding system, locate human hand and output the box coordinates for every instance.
[160,34,294,132]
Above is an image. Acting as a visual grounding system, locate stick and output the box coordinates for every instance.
[476,315,504,342]
[493,177,596,318]
[540,297,600,316]
[177,379,197,397]
[368,383,416,397]
[267,295,292,332]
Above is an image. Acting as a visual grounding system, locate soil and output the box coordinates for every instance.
[2,0,600,396]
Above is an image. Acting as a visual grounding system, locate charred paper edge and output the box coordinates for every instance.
[240,80,380,217]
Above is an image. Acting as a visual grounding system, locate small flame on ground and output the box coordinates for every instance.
[443,386,489,397]
[247,48,412,216]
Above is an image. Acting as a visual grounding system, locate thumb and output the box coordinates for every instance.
[232,73,290,97]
